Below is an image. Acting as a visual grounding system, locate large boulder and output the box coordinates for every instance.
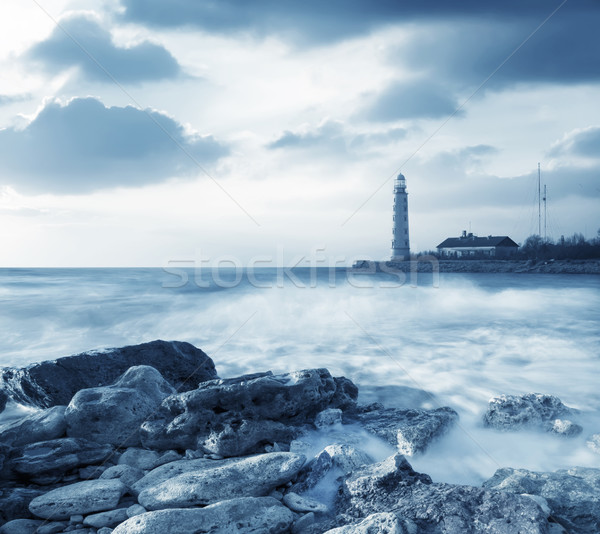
[0,340,217,409]
[348,406,458,455]
[65,366,175,447]
[483,393,581,436]
[138,452,305,510]
[112,497,295,534]
[140,369,357,454]
[8,437,113,482]
[483,466,600,534]
[336,454,552,534]
[29,479,127,520]
[0,406,66,448]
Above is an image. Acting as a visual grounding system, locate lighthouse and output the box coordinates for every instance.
[391,173,410,260]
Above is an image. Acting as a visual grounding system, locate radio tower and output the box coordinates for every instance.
[391,173,410,260]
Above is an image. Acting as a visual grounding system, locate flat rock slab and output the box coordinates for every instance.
[483,393,580,435]
[9,437,114,478]
[484,466,600,534]
[0,406,66,448]
[350,406,458,455]
[29,479,127,520]
[0,340,217,410]
[337,454,550,534]
[112,497,295,534]
[138,452,305,510]
[65,366,175,447]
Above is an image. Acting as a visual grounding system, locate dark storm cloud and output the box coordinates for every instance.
[549,127,600,159]
[358,80,460,122]
[118,0,596,44]
[0,97,228,194]
[28,15,181,83]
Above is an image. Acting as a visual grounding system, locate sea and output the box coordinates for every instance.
[1,267,599,486]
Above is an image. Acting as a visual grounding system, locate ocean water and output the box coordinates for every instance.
[1,267,599,485]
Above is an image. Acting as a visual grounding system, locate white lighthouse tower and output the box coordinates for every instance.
[391,173,410,260]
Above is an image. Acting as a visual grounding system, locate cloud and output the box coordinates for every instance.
[118,1,598,45]
[0,97,228,194]
[28,15,181,83]
[400,10,600,91]
[358,79,460,122]
[267,120,407,154]
[549,127,600,159]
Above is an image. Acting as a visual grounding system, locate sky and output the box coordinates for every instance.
[0,0,599,266]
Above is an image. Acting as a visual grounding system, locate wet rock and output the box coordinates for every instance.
[337,453,550,534]
[283,492,328,513]
[0,519,43,534]
[292,512,315,533]
[0,406,66,448]
[100,465,145,492]
[141,369,355,454]
[0,340,217,409]
[483,393,579,434]
[138,452,305,510]
[324,512,416,534]
[349,406,458,455]
[112,496,295,534]
[9,438,113,480]
[548,419,582,437]
[484,466,600,534]
[83,508,129,528]
[66,366,175,448]
[131,457,220,496]
[0,488,44,525]
[35,522,68,534]
[117,448,161,471]
[29,479,127,520]
[586,433,600,454]
[315,409,342,428]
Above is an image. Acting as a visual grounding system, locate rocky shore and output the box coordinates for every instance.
[1,340,599,533]
[351,259,600,275]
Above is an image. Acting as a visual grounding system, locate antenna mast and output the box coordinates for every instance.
[537,162,541,236]
[543,184,547,242]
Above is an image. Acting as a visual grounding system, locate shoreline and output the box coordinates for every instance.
[351,258,600,275]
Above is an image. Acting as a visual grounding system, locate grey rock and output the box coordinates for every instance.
[83,508,129,528]
[0,390,7,413]
[78,464,109,480]
[350,406,458,455]
[292,512,315,533]
[112,497,295,534]
[483,393,578,434]
[337,453,550,534]
[98,529,114,534]
[35,522,68,534]
[548,419,582,437]
[138,452,305,510]
[131,457,221,496]
[65,366,175,448]
[324,444,373,475]
[0,519,43,534]
[126,504,146,518]
[484,465,600,534]
[0,488,44,525]
[0,406,66,448]
[100,465,144,491]
[9,438,113,480]
[140,368,356,454]
[117,448,160,471]
[315,409,342,428]
[69,514,84,524]
[283,492,328,513]
[586,433,600,454]
[0,340,216,409]
[29,479,127,520]
[324,512,416,534]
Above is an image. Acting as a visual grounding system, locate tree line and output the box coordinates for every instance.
[518,231,600,260]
